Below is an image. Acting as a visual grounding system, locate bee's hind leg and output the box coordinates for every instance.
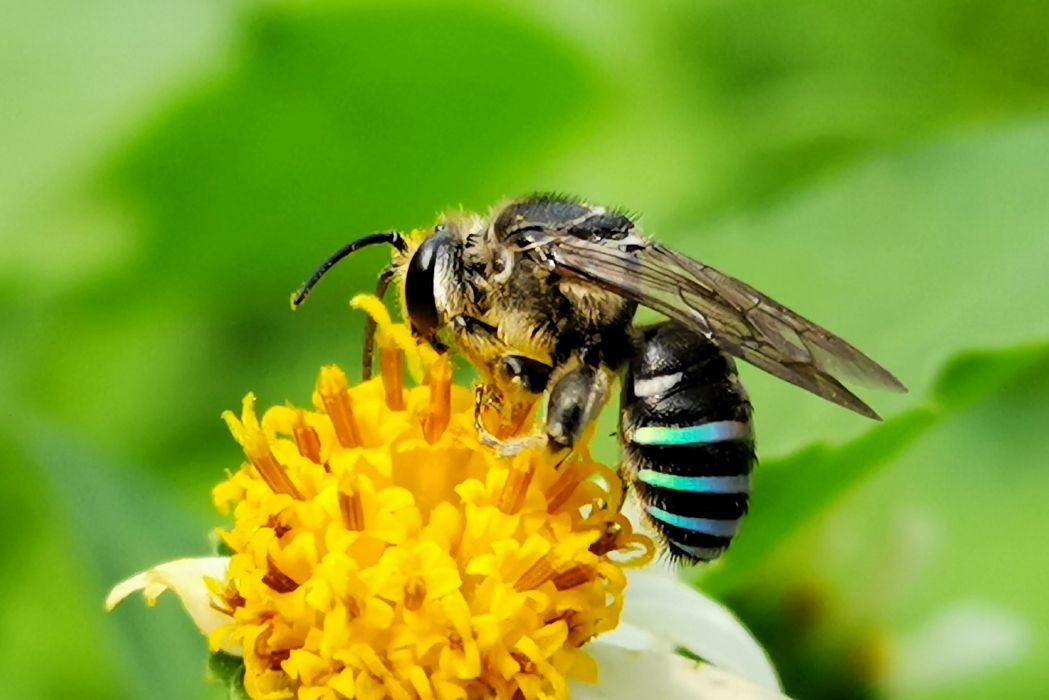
[542,362,612,451]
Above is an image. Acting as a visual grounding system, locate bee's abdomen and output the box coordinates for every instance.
[620,322,755,564]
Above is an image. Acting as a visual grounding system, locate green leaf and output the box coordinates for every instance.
[208,653,249,700]
[797,345,1049,699]
[932,344,1049,408]
[700,407,936,594]
[19,419,216,700]
[108,1,601,305]
[656,0,1049,218]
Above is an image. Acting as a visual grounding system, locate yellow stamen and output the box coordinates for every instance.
[317,365,363,448]
[293,410,322,464]
[352,293,438,383]
[552,565,594,591]
[380,346,406,410]
[243,427,303,499]
[545,463,587,513]
[515,554,556,591]
[404,577,426,611]
[423,356,451,443]
[203,298,656,700]
[338,479,365,531]
[498,456,535,515]
[262,555,300,593]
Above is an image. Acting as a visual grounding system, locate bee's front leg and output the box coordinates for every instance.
[474,388,545,456]
[473,383,504,448]
[473,355,551,451]
[486,359,614,458]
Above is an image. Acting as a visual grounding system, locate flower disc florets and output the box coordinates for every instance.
[209,297,654,700]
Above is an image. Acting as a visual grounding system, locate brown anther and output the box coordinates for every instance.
[510,651,538,675]
[266,513,291,538]
[293,412,322,464]
[254,627,273,656]
[552,565,594,591]
[262,554,300,593]
[209,600,234,617]
[347,597,361,619]
[244,432,303,499]
[589,521,623,557]
[380,346,406,410]
[564,612,591,647]
[515,555,555,591]
[498,460,535,515]
[227,589,246,610]
[404,577,427,611]
[318,366,363,448]
[339,485,365,531]
[545,465,585,513]
[268,649,291,671]
[448,632,464,652]
[423,357,452,443]
[210,581,245,616]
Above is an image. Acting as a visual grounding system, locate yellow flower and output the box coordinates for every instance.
[108,297,785,700]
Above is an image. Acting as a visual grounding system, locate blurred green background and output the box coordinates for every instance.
[4,1,1048,698]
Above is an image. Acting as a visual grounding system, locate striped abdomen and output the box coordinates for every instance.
[619,322,756,564]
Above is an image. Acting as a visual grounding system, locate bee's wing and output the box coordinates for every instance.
[531,234,906,419]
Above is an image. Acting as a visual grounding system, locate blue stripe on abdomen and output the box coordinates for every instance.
[636,469,750,494]
[631,420,751,446]
[645,505,741,537]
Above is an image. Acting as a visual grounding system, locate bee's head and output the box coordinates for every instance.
[403,223,457,342]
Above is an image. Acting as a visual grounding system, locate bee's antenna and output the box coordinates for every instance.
[291,231,407,309]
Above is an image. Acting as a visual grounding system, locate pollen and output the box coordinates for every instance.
[211,296,655,700]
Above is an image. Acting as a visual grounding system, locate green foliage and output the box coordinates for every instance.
[3,1,1049,698]
[209,653,249,700]
[702,407,937,595]
[109,2,600,302]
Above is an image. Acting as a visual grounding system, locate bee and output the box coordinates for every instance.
[292,194,906,563]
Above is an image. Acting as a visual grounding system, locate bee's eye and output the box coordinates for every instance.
[404,230,450,339]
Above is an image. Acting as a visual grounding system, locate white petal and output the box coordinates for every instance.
[106,556,239,653]
[621,567,781,690]
[572,628,790,700]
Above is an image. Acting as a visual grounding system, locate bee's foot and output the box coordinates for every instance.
[474,421,505,450]
[474,422,549,458]
[493,433,548,458]
[473,384,503,431]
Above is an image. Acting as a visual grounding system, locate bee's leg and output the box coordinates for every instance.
[450,315,552,387]
[473,355,553,448]
[453,311,550,399]
[361,266,397,379]
[543,362,613,450]
[473,384,506,449]
[490,361,613,458]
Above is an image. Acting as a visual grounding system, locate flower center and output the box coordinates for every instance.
[210,296,654,700]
